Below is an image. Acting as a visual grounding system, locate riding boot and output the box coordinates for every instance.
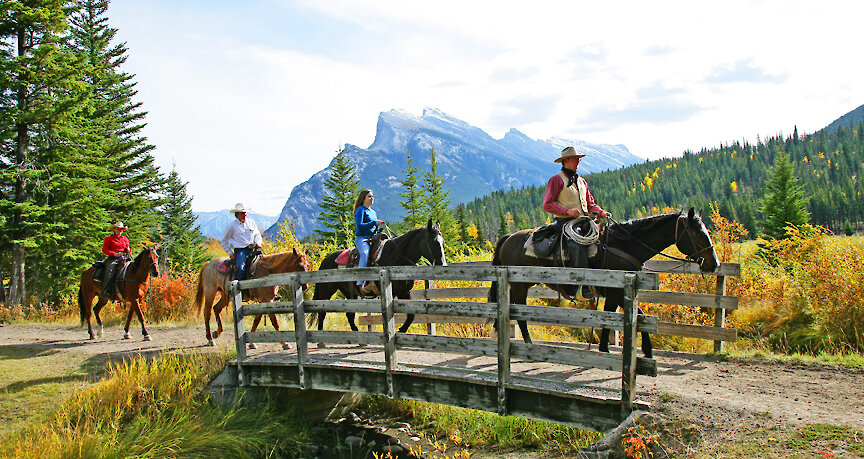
[566,240,589,298]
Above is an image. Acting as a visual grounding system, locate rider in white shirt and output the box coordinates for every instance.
[221,203,263,281]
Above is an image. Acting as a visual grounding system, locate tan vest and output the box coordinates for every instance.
[554,171,589,218]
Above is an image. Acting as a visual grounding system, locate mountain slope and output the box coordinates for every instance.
[266,108,642,239]
[195,211,278,240]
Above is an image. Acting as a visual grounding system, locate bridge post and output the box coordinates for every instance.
[230,280,246,387]
[290,274,308,389]
[379,268,397,398]
[714,274,727,353]
[495,268,511,416]
[620,273,638,417]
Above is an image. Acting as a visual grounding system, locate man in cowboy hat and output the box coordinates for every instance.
[101,221,131,299]
[221,203,263,281]
[542,146,610,298]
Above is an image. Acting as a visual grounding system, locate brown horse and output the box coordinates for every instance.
[78,246,160,341]
[489,208,719,358]
[194,248,310,347]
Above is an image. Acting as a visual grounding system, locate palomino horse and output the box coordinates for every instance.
[489,208,718,358]
[194,248,310,347]
[78,246,160,341]
[311,218,447,333]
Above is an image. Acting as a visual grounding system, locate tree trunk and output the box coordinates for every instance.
[8,28,31,307]
[8,244,26,307]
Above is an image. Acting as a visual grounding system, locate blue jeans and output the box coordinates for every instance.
[355,237,370,286]
[234,247,254,281]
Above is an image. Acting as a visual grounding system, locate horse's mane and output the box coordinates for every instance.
[127,248,149,273]
[258,250,302,270]
[607,211,683,245]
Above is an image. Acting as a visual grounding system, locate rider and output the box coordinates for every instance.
[102,221,131,298]
[542,146,611,298]
[354,189,384,294]
[221,202,263,281]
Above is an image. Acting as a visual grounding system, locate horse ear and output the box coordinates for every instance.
[426,218,433,230]
[293,247,298,255]
[688,207,696,221]
[434,220,441,231]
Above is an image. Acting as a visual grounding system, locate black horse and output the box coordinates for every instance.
[311,218,447,333]
[489,208,719,358]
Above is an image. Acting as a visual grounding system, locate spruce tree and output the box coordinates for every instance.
[0,1,85,305]
[398,150,424,229]
[455,204,471,251]
[315,148,360,246]
[759,151,810,239]
[420,149,457,246]
[159,166,208,274]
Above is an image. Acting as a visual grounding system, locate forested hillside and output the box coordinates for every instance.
[464,121,864,239]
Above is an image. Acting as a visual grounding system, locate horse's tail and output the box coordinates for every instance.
[78,284,86,325]
[488,235,509,303]
[194,264,207,315]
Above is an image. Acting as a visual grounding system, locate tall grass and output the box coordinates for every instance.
[0,351,310,458]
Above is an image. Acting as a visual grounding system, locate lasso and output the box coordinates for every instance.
[562,215,600,245]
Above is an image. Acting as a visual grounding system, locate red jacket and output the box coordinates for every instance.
[102,234,130,257]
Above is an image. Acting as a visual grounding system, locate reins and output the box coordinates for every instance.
[606,213,711,273]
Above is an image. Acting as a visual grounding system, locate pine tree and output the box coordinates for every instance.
[0,1,85,305]
[159,166,208,274]
[398,150,424,229]
[315,148,360,246]
[759,151,810,239]
[420,149,457,246]
[455,204,471,251]
[497,207,509,237]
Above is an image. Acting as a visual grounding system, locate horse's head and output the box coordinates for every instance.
[675,208,719,273]
[423,218,448,266]
[290,248,310,291]
[147,245,160,277]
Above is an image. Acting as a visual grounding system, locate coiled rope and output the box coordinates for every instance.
[562,215,600,245]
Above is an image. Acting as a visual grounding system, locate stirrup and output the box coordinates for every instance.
[574,286,593,302]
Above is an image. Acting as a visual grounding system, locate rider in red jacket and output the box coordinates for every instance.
[102,221,131,297]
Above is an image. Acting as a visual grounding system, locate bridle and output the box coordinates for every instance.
[607,213,714,271]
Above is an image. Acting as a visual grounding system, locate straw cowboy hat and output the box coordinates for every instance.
[554,146,586,163]
[109,221,128,231]
[229,203,252,213]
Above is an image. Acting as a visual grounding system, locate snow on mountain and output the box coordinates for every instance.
[195,211,278,240]
[265,108,643,240]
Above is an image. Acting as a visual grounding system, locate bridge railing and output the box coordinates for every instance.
[230,265,657,429]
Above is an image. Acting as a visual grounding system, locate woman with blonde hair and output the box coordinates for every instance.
[353,189,384,293]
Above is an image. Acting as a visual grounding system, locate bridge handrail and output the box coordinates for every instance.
[230,264,646,418]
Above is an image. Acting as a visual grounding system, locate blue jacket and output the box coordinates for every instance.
[355,206,379,238]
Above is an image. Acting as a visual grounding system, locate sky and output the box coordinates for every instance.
[108,0,864,216]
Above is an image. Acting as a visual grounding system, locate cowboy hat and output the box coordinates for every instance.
[110,221,128,231]
[554,146,586,163]
[229,202,252,213]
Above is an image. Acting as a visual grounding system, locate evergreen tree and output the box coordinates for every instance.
[159,166,208,274]
[0,1,85,305]
[759,151,810,239]
[66,0,162,242]
[455,204,471,252]
[398,150,424,229]
[497,207,509,237]
[420,149,457,246]
[315,148,360,246]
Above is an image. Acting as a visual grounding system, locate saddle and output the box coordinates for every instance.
[523,223,600,262]
[92,258,132,301]
[335,233,390,268]
[216,248,263,279]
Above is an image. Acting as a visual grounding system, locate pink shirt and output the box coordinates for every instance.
[542,173,604,217]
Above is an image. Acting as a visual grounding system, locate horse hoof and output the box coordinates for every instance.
[143,335,152,342]
[248,343,258,350]
[123,332,132,340]
[281,343,291,350]
[97,329,103,339]
[212,330,221,339]
[207,340,215,347]
[89,335,96,340]
[317,342,326,349]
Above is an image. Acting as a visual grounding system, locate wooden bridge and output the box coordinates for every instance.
[226,262,738,433]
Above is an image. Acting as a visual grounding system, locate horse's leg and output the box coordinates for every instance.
[638,306,653,358]
[203,293,214,346]
[93,296,109,339]
[123,299,134,340]
[511,283,531,343]
[212,295,228,340]
[599,291,622,354]
[268,313,290,350]
[128,298,151,341]
[80,285,95,340]
[247,314,264,349]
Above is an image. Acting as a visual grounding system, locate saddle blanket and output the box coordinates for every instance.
[335,249,353,265]
[523,228,597,261]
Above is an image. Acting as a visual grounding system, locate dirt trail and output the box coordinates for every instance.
[2,324,862,430]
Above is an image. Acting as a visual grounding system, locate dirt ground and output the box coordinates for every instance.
[2,323,863,457]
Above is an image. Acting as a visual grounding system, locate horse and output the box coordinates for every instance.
[489,208,719,358]
[194,248,310,347]
[311,218,447,334]
[78,246,160,341]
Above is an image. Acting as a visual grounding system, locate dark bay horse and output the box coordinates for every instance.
[79,246,160,341]
[194,248,310,347]
[489,208,719,358]
[311,219,447,333]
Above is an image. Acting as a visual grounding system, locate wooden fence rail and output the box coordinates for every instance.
[230,265,657,431]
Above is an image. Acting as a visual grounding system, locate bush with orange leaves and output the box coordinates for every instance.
[733,225,864,353]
